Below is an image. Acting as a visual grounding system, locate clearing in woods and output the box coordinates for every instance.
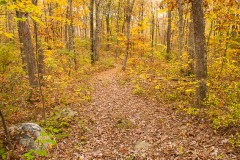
[51,66,239,159]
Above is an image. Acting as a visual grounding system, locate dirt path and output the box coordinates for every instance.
[53,66,239,159]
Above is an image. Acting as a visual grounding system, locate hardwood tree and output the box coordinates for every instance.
[16,9,37,87]
[114,0,121,58]
[187,10,195,75]
[192,0,208,106]
[94,0,101,61]
[122,0,136,70]
[32,0,44,80]
[90,0,95,63]
[32,0,46,119]
[89,0,101,63]
[177,0,184,60]
[105,0,112,51]
[151,0,155,54]
[68,0,76,70]
[166,2,172,60]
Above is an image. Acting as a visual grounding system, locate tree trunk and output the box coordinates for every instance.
[151,1,155,53]
[105,0,111,51]
[16,11,37,87]
[94,0,101,61]
[65,5,69,49]
[32,0,44,80]
[140,0,144,35]
[122,0,136,70]
[115,0,121,58]
[5,11,13,43]
[0,110,13,150]
[166,9,172,60]
[192,0,207,106]
[90,0,94,63]
[68,0,74,52]
[188,12,195,75]
[140,0,145,57]
[68,0,76,69]
[178,0,184,60]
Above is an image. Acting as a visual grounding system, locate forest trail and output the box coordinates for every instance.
[52,66,238,160]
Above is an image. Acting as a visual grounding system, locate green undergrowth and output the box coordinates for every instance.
[40,107,75,140]
[40,106,94,147]
[0,41,115,158]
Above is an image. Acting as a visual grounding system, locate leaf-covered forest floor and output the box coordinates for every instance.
[49,66,239,160]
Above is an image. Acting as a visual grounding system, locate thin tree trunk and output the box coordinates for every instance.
[141,0,144,35]
[32,0,44,80]
[151,1,155,53]
[178,0,184,60]
[155,16,159,45]
[68,0,74,52]
[115,0,121,58]
[90,0,94,63]
[140,0,145,57]
[0,110,13,150]
[32,0,46,120]
[122,0,136,70]
[94,0,101,61]
[5,10,13,43]
[192,0,208,106]
[68,0,76,70]
[188,12,195,75]
[105,0,111,51]
[207,20,214,47]
[166,9,172,60]
[65,5,69,49]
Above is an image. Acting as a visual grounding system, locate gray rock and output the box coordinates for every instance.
[134,141,151,152]
[9,123,52,150]
[57,108,77,119]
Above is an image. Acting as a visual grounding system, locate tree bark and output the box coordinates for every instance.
[139,0,145,57]
[122,0,136,70]
[32,0,46,120]
[32,0,44,80]
[90,0,95,63]
[94,0,101,61]
[166,9,172,60]
[151,1,155,53]
[178,0,184,60]
[16,11,37,87]
[192,0,208,106]
[68,0,76,69]
[0,110,13,150]
[68,0,74,52]
[105,0,111,51]
[188,12,195,75]
[115,0,121,58]
[65,6,69,49]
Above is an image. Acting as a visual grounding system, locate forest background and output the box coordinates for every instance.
[0,0,239,159]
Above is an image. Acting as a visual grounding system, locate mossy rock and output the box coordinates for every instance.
[9,123,54,150]
[115,118,135,129]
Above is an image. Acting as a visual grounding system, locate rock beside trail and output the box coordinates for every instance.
[57,108,77,119]
[134,141,151,152]
[9,123,52,150]
[134,141,152,157]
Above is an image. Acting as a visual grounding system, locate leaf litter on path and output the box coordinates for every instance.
[50,66,239,160]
